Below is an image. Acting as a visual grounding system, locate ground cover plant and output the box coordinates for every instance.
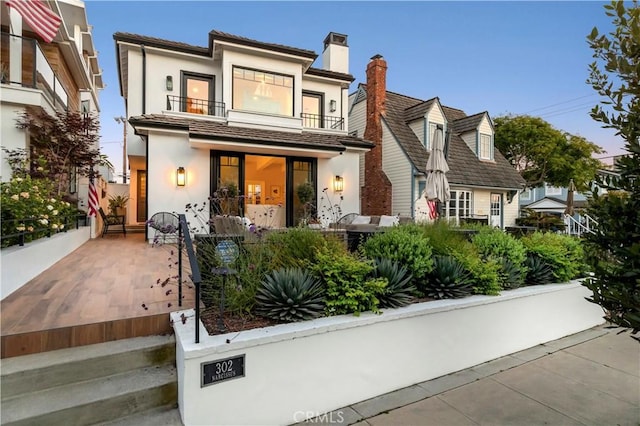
[149,200,589,335]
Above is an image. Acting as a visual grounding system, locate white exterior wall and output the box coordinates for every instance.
[478,115,493,137]
[173,282,604,426]
[414,177,430,222]
[381,121,412,216]
[146,131,210,228]
[472,189,519,228]
[317,150,361,223]
[473,189,491,218]
[426,103,446,149]
[302,78,345,128]
[347,99,366,189]
[408,119,424,146]
[503,191,520,227]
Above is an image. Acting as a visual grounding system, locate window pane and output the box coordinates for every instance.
[232,67,293,116]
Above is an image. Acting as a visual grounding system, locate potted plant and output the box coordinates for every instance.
[296,181,316,226]
[108,194,130,217]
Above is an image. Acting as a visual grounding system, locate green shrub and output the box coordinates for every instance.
[472,226,527,267]
[265,228,331,269]
[361,225,434,282]
[422,255,474,299]
[453,242,502,295]
[418,221,468,256]
[499,259,525,289]
[255,268,325,322]
[522,232,586,282]
[313,247,384,316]
[524,253,555,285]
[372,258,415,308]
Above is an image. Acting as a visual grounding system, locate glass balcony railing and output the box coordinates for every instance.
[1,32,69,110]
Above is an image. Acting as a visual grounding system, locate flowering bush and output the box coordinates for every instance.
[1,158,75,247]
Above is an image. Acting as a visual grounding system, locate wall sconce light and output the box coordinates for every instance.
[329,99,337,112]
[334,175,344,192]
[166,75,173,91]
[176,167,186,186]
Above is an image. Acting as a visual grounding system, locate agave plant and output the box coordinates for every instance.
[524,254,555,285]
[373,258,415,308]
[255,268,325,322]
[422,255,474,299]
[499,259,525,290]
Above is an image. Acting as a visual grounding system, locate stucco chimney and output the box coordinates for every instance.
[362,54,392,216]
[322,32,349,74]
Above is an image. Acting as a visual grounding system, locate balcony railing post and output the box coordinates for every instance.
[178,220,183,308]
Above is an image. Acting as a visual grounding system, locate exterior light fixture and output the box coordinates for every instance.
[166,75,173,91]
[177,167,186,186]
[329,99,337,112]
[334,175,344,192]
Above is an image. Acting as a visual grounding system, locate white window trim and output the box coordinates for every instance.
[479,133,492,160]
[520,188,531,201]
[545,183,562,196]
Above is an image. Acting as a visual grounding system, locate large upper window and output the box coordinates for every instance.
[232,67,293,116]
[479,133,492,160]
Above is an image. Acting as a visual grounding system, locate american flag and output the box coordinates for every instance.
[6,0,62,43]
[427,200,438,220]
[88,174,98,218]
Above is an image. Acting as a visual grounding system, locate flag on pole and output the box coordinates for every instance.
[6,0,62,43]
[88,173,98,218]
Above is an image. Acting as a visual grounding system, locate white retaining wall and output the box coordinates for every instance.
[1,227,91,299]
[172,281,604,426]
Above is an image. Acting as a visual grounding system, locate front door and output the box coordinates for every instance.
[137,171,146,223]
[490,193,502,228]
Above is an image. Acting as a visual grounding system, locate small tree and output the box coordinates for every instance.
[583,0,639,336]
[16,107,101,196]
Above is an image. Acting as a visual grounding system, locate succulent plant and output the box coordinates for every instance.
[499,259,525,290]
[422,255,474,299]
[373,258,415,308]
[525,254,555,285]
[255,267,325,322]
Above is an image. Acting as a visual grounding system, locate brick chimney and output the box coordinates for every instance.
[362,54,392,216]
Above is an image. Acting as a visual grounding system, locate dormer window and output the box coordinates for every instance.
[479,133,493,160]
[427,122,438,150]
[232,66,293,116]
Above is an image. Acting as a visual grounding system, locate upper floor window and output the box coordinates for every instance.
[479,133,492,160]
[302,92,323,128]
[520,188,532,201]
[545,183,562,196]
[181,72,214,115]
[232,67,293,116]
[427,122,438,151]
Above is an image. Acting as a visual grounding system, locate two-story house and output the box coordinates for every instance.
[114,31,372,233]
[1,0,104,205]
[349,55,526,228]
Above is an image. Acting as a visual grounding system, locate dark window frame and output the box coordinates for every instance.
[180,71,215,113]
[231,65,295,117]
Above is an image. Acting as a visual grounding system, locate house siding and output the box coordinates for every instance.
[478,116,494,160]
[503,192,519,227]
[347,97,366,188]
[382,120,412,216]
[461,131,476,154]
[408,119,424,146]
[426,104,446,148]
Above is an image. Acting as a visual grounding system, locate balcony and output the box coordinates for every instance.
[166,95,225,117]
[1,32,69,110]
[301,113,344,131]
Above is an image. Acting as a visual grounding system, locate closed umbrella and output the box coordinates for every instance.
[424,126,450,219]
[564,179,576,216]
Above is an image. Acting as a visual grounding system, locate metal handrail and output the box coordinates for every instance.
[166,95,226,117]
[178,214,202,343]
[301,113,344,130]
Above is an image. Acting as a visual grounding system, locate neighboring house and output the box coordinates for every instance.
[0,0,104,211]
[348,55,525,228]
[114,31,372,233]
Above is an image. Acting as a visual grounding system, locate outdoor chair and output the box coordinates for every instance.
[98,207,126,237]
[148,212,179,243]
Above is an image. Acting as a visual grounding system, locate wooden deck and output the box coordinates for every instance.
[1,233,194,358]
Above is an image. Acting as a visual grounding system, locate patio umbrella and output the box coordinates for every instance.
[564,179,576,216]
[424,126,450,218]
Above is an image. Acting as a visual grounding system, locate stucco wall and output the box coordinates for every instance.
[173,282,604,426]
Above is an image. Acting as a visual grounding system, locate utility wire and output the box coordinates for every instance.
[536,102,595,119]
[522,94,598,114]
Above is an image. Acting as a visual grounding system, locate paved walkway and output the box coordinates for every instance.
[309,325,639,426]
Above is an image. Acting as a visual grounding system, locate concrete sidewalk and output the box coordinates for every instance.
[311,326,639,426]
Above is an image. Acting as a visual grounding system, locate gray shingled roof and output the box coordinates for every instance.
[404,97,438,122]
[127,114,374,151]
[352,85,525,189]
[209,30,317,59]
[451,112,486,134]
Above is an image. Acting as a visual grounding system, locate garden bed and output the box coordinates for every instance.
[171,280,604,426]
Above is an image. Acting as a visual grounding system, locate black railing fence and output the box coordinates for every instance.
[301,113,345,130]
[177,214,202,343]
[0,213,88,248]
[166,95,226,118]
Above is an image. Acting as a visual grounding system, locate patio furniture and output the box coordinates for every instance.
[98,207,126,237]
[148,212,179,243]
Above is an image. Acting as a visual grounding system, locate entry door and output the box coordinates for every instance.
[137,171,146,223]
[490,193,502,228]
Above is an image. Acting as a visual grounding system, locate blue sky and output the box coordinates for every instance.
[85,1,623,180]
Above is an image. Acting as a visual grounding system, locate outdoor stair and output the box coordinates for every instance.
[125,223,146,234]
[0,335,182,426]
